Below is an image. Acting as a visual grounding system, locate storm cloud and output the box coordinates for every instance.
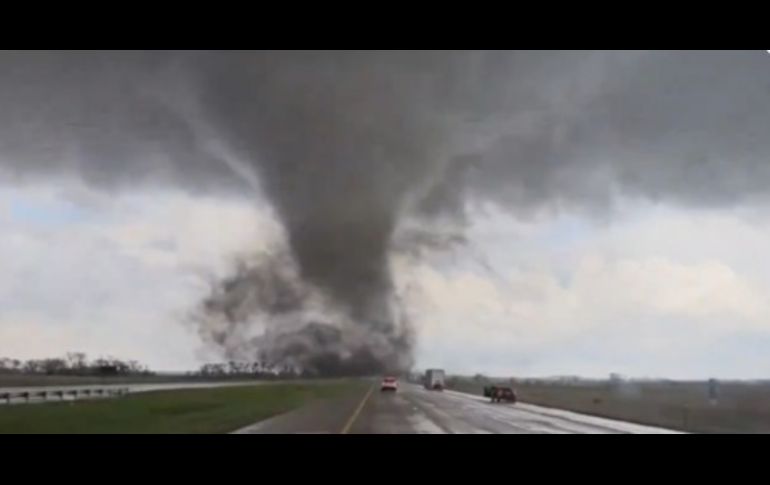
[1,50,769,375]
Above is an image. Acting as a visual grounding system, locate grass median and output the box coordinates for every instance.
[0,380,365,433]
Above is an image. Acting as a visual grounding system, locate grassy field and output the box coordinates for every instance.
[446,377,770,433]
[0,380,364,433]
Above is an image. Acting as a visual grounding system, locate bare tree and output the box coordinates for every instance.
[65,352,88,373]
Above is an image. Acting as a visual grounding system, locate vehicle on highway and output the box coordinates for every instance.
[424,369,445,391]
[381,376,398,392]
[485,385,517,403]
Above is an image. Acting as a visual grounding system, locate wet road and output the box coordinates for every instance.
[236,382,682,434]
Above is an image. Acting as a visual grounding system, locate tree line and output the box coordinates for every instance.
[0,353,153,376]
[196,361,302,379]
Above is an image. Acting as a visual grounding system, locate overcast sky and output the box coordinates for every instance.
[2,51,770,378]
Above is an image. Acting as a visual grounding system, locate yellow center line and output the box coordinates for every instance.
[340,383,375,434]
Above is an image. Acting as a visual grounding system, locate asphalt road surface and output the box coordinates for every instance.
[235,382,682,434]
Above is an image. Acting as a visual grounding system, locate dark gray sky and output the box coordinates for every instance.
[3,51,770,210]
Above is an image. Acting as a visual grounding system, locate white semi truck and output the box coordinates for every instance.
[424,369,445,391]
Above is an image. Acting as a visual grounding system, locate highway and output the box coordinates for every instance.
[235,382,682,434]
[0,379,684,432]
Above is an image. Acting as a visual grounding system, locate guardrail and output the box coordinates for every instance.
[0,387,130,405]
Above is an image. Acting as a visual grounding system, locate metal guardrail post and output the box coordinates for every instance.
[0,386,130,405]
